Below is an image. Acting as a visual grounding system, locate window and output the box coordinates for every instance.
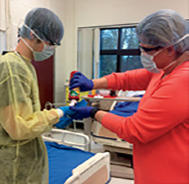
[99,27,142,77]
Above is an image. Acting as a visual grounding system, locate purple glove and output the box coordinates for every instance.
[69,106,94,120]
[58,100,89,118]
[69,72,94,92]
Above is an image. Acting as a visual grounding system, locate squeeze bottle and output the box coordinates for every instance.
[69,71,80,106]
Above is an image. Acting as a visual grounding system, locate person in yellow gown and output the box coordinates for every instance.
[0,7,72,184]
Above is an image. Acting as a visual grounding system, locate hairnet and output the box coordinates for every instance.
[19,8,64,45]
[136,9,188,53]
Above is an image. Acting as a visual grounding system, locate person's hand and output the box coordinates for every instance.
[58,100,88,117]
[54,116,73,129]
[69,72,94,92]
[69,106,94,120]
[58,106,75,117]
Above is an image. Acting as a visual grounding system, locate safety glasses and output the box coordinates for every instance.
[139,45,163,52]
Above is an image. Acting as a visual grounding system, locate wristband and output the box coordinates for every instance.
[90,108,99,119]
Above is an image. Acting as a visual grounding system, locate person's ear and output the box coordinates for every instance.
[167,46,175,56]
[30,32,41,45]
[30,32,35,40]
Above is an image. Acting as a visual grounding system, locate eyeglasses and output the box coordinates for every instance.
[139,45,162,52]
[42,32,58,46]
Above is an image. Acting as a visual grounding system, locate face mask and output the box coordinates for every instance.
[21,24,56,61]
[140,34,189,73]
[141,49,163,73]
[21,37,55,61]
[32,43,55,61]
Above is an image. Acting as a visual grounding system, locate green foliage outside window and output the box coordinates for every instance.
[99,27,142,78]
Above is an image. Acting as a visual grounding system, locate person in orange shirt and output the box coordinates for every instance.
[69,9,189,184]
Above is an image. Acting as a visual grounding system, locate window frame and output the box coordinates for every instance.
[100,26,141,73]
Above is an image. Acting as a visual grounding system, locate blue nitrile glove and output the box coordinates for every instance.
[69,72,94,92]
[58,106,70,116]
[58,100,88,117]
[59,106,75,117]
[75,99,88,107]
[58,100,88,118]
[66,99,88,115]
[54,116,73,129]
[69,106,94,120]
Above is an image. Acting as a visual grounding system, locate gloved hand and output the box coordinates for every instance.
[69,72,94,92]
[69,106,94,120]
[54,116,73,129]
[58,100,88,117]
[55,100,90,128]
[58,106,74,117]
[58,106,77,118]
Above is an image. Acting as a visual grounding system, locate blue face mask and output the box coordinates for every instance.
[32,42,55,61]
[21,37,55,61]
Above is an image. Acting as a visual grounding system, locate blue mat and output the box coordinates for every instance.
[109,95,142,117]
[45,141,95,184]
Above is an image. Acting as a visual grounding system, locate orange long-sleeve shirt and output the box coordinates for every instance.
[102,61,189,184]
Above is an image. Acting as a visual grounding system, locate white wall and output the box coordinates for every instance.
[0,0,6,31]
[6,0,70,103]
[8,0,50,49]
[49,0,77,103]
[74,0,189,27]
[5,0,189,103]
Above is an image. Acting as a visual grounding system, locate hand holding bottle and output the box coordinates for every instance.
[69,72,94,92]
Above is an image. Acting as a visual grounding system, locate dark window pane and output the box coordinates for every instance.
[120,28,139,49]
[99,55,117,77]
[120,56,143,72]
[100,29,118,50]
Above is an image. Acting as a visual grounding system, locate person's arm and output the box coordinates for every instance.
[96,68,189,144]
[2,105,59,140]
[92,77,108,89]
[94,110,107,122]
[104,68,153,91]
[0,61,60,140]
[70,69,153,92]
[92,69,153,91]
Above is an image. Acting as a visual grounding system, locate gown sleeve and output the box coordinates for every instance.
[0,55,59,140]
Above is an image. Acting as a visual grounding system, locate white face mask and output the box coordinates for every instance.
[141,49,163,73]
[140,33,189,73]
[21,24,56,61]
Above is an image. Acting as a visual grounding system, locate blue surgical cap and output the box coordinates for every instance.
[20,8,64,45]
[136,9,188,53]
